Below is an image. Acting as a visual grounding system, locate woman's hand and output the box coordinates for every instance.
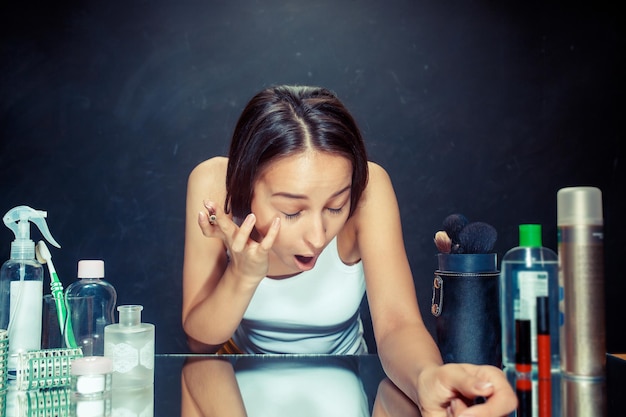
[415,363,517,417]
[198,200,281,286]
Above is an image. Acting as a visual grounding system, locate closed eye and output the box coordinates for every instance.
[283,211,301,221]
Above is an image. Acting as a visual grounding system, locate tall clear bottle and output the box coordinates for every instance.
[104,305,155,390]
[500,224,560,373]
[0,206,60,372]
[65,260,117,356]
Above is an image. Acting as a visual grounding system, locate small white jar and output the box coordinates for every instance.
[71,356,113,397]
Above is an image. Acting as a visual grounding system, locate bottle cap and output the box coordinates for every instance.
[77,260,105,279]
[536,296,550,335]
[519,224,542,247]
[71,356,113,375]
[557,186,603,226]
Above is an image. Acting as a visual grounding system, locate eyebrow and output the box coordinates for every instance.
[271,184,351,200]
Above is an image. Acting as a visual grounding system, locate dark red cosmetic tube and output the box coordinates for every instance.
[515,319,532,417]
[537,296,551,417]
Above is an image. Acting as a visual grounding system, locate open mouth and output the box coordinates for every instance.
[295,255,316,270]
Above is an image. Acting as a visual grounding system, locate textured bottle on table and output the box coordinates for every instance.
[500,224,560,373]
[104,305,155,389]
[65,260,117,356]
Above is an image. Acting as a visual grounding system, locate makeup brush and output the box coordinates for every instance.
[457,221,497,254]
[442,214,469,253]
[434,231,452,253]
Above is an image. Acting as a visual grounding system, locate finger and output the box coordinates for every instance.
[198,200,221,236]
[201,200,237,238]
[198,210,216,237]
[203,200,217,223]
[441,364,494,397]
[445,365,517,416]
[230,213,256,252]
[259,217,281,252]
[449,398,468,416]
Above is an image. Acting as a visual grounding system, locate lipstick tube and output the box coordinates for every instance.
[537,296,551,417]
[515,319,532,417]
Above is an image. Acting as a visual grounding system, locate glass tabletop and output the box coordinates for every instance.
[2,353,624,416]
[2,354,422,417]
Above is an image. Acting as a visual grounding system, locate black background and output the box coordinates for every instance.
[1,1,623,354]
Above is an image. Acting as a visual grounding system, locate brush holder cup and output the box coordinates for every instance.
[431,253,502,367]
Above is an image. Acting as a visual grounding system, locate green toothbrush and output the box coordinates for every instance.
[36,240,78,349]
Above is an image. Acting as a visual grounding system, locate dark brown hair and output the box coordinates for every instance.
[225,85,369,220]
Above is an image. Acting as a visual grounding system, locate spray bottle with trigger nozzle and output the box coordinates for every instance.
[0,205,61,373]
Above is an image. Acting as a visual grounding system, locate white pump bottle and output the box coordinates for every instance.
[0,205,60,372]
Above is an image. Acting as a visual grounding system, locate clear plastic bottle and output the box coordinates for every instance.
[500,224,560,373]
[0,206,60,372]
[104,305,155,389]
[65,260,117,356]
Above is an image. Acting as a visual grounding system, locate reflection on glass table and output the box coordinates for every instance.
[1,354,422,417]
[2,353,622,416]
[2,378,153,417]
[180,355,423,417]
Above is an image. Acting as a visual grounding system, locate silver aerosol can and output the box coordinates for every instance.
[557,186,606,416]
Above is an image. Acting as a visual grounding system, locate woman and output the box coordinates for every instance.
[183,85,516,416]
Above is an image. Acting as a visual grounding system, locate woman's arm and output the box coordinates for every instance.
[182,157,279,352]
[355,162,441,398]
[356,163,516,416]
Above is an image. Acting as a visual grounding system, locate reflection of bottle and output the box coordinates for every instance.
[500,224,559,372]
[515,319,533,417]
[104,305,154,389]
[65,260,117,356]
[111,384,153,417]
[0,206,60,372]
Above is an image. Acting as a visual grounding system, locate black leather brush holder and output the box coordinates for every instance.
[431,253,502,368]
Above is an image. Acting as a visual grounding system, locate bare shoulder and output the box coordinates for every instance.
[188,157,229,200]
[366,161,392,188]
[352,161,401,238]
[360,161,395,210]
[189,156,228,184]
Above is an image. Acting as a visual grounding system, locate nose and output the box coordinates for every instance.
[304,214,326,250]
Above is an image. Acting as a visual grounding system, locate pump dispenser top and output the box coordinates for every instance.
[3,206,60,259]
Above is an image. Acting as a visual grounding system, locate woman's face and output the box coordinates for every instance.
[251,150,353,276]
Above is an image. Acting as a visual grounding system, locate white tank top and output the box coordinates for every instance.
[232,237,367,354]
